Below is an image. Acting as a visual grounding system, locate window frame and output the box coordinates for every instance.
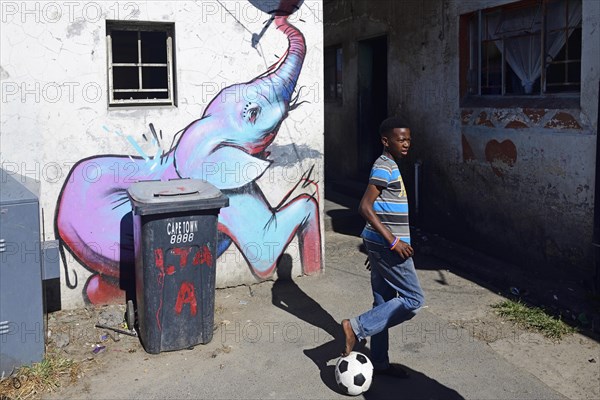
[324,44,343,105]
[459,0,581,108]
[106,20,176,108]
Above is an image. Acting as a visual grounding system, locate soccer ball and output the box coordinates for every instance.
[335,351,373,396]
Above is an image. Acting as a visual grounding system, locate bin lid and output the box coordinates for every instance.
[127,179,229,215]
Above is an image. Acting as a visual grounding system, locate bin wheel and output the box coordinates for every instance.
[126,300,135,330]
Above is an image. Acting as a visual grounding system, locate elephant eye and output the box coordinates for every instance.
[243,103,261,125]
[249,108,259,124]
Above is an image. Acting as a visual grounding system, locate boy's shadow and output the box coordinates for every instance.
[271,255,465,400]
[271,255,367,392]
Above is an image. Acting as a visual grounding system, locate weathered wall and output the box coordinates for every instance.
[1,1,324,308]
[323,0,389,179]
[324,0,599,276]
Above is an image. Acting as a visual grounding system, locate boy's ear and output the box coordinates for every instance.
[380,135,388,147]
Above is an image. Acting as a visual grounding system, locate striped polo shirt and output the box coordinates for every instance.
[361,155,410,246]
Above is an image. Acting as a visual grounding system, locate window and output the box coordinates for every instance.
[460,0,581,100]
[324,45,343,103]
[106,21,176,107]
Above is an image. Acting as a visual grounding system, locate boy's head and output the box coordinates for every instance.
[379,116,411,159]
[379,116,410,137]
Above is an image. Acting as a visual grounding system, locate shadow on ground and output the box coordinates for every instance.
[364,366,464,400]
[271,254,464,399]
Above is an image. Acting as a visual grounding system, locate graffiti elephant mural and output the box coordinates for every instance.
[55,14,322,304]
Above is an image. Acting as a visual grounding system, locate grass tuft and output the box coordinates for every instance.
[491,299,577,340]
[0,350,81,400]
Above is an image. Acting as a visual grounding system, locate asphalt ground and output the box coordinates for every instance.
[45,224,600,399]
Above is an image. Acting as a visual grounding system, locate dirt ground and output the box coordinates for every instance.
[448,314,600,400]
[419,267,600,400]
[42,300,236,374]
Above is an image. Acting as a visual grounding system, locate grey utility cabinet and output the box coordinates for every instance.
[0,169,44,376]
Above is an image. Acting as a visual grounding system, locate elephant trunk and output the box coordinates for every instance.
[261,16,306,104]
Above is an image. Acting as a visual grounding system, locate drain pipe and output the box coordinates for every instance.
[594,81,600,294]
[414,159,422,223]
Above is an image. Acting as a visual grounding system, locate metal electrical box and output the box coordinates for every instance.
[0,169,44,377]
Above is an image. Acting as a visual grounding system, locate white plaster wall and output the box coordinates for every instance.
[1,1,324,308]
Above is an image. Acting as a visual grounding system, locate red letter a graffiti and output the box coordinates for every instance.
[174,281,197,316]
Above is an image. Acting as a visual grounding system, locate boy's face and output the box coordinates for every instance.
[382,128,411,159]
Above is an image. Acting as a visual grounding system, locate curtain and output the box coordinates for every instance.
[485,0,582,94]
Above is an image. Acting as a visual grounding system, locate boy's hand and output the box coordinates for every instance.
[394,240,414,259]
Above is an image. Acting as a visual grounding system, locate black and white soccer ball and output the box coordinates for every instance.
[335,351,373,396]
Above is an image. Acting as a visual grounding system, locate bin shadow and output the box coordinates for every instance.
[271,255,367,393]
[119,211,136,305]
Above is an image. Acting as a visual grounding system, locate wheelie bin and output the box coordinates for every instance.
[127,179,228,354]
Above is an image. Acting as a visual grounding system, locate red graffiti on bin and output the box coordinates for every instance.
[154,245,213,275]
[175,282,197,316]
[153,244,213,322]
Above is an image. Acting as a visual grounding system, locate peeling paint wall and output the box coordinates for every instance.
[325,0,599,276]
[1,1,324,308]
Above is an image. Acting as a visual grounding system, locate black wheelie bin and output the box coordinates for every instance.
[127,179,228,354]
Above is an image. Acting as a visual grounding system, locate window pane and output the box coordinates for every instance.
[505,63,540,95]
[142,67,168,89]
[546,83,580,93]
[548,31,567,61]
[567,61,581,82]
[546,63,563,81]
[544,0,581,95]
[113,67,139,89]
[546,62,580,93]
[505,65,521,94]
[504,33,541,94]
[568,28,582,59]
[546,0,566,30]
[141,31,168,63]
[111,31,138,63]
[464,0,581,98]
[546,0,581,31]
[481,41,501,95]
[324,51,335,100]
[545,21,581,94]
[325,47,342,101]
[336,47,343,99]
[107,22,175,106]
[114,91,169,100]
[549,28,582,61]
[485,4,541,40]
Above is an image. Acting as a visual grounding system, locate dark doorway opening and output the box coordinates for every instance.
[357,35,388,180]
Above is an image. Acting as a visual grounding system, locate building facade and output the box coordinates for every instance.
[1,0,325,308]
[324,0,599,282]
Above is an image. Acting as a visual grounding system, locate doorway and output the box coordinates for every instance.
[357,35,388,179]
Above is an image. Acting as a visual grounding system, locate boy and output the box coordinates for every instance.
[341,116,425,378]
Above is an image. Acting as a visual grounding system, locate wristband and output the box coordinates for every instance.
[389,237,399,250]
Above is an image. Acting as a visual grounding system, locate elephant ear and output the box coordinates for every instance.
[200,146,272,189]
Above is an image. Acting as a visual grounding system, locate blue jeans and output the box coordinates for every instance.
[350,240,425,369]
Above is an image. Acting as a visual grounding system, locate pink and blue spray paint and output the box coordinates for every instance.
[55,16,321,304]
